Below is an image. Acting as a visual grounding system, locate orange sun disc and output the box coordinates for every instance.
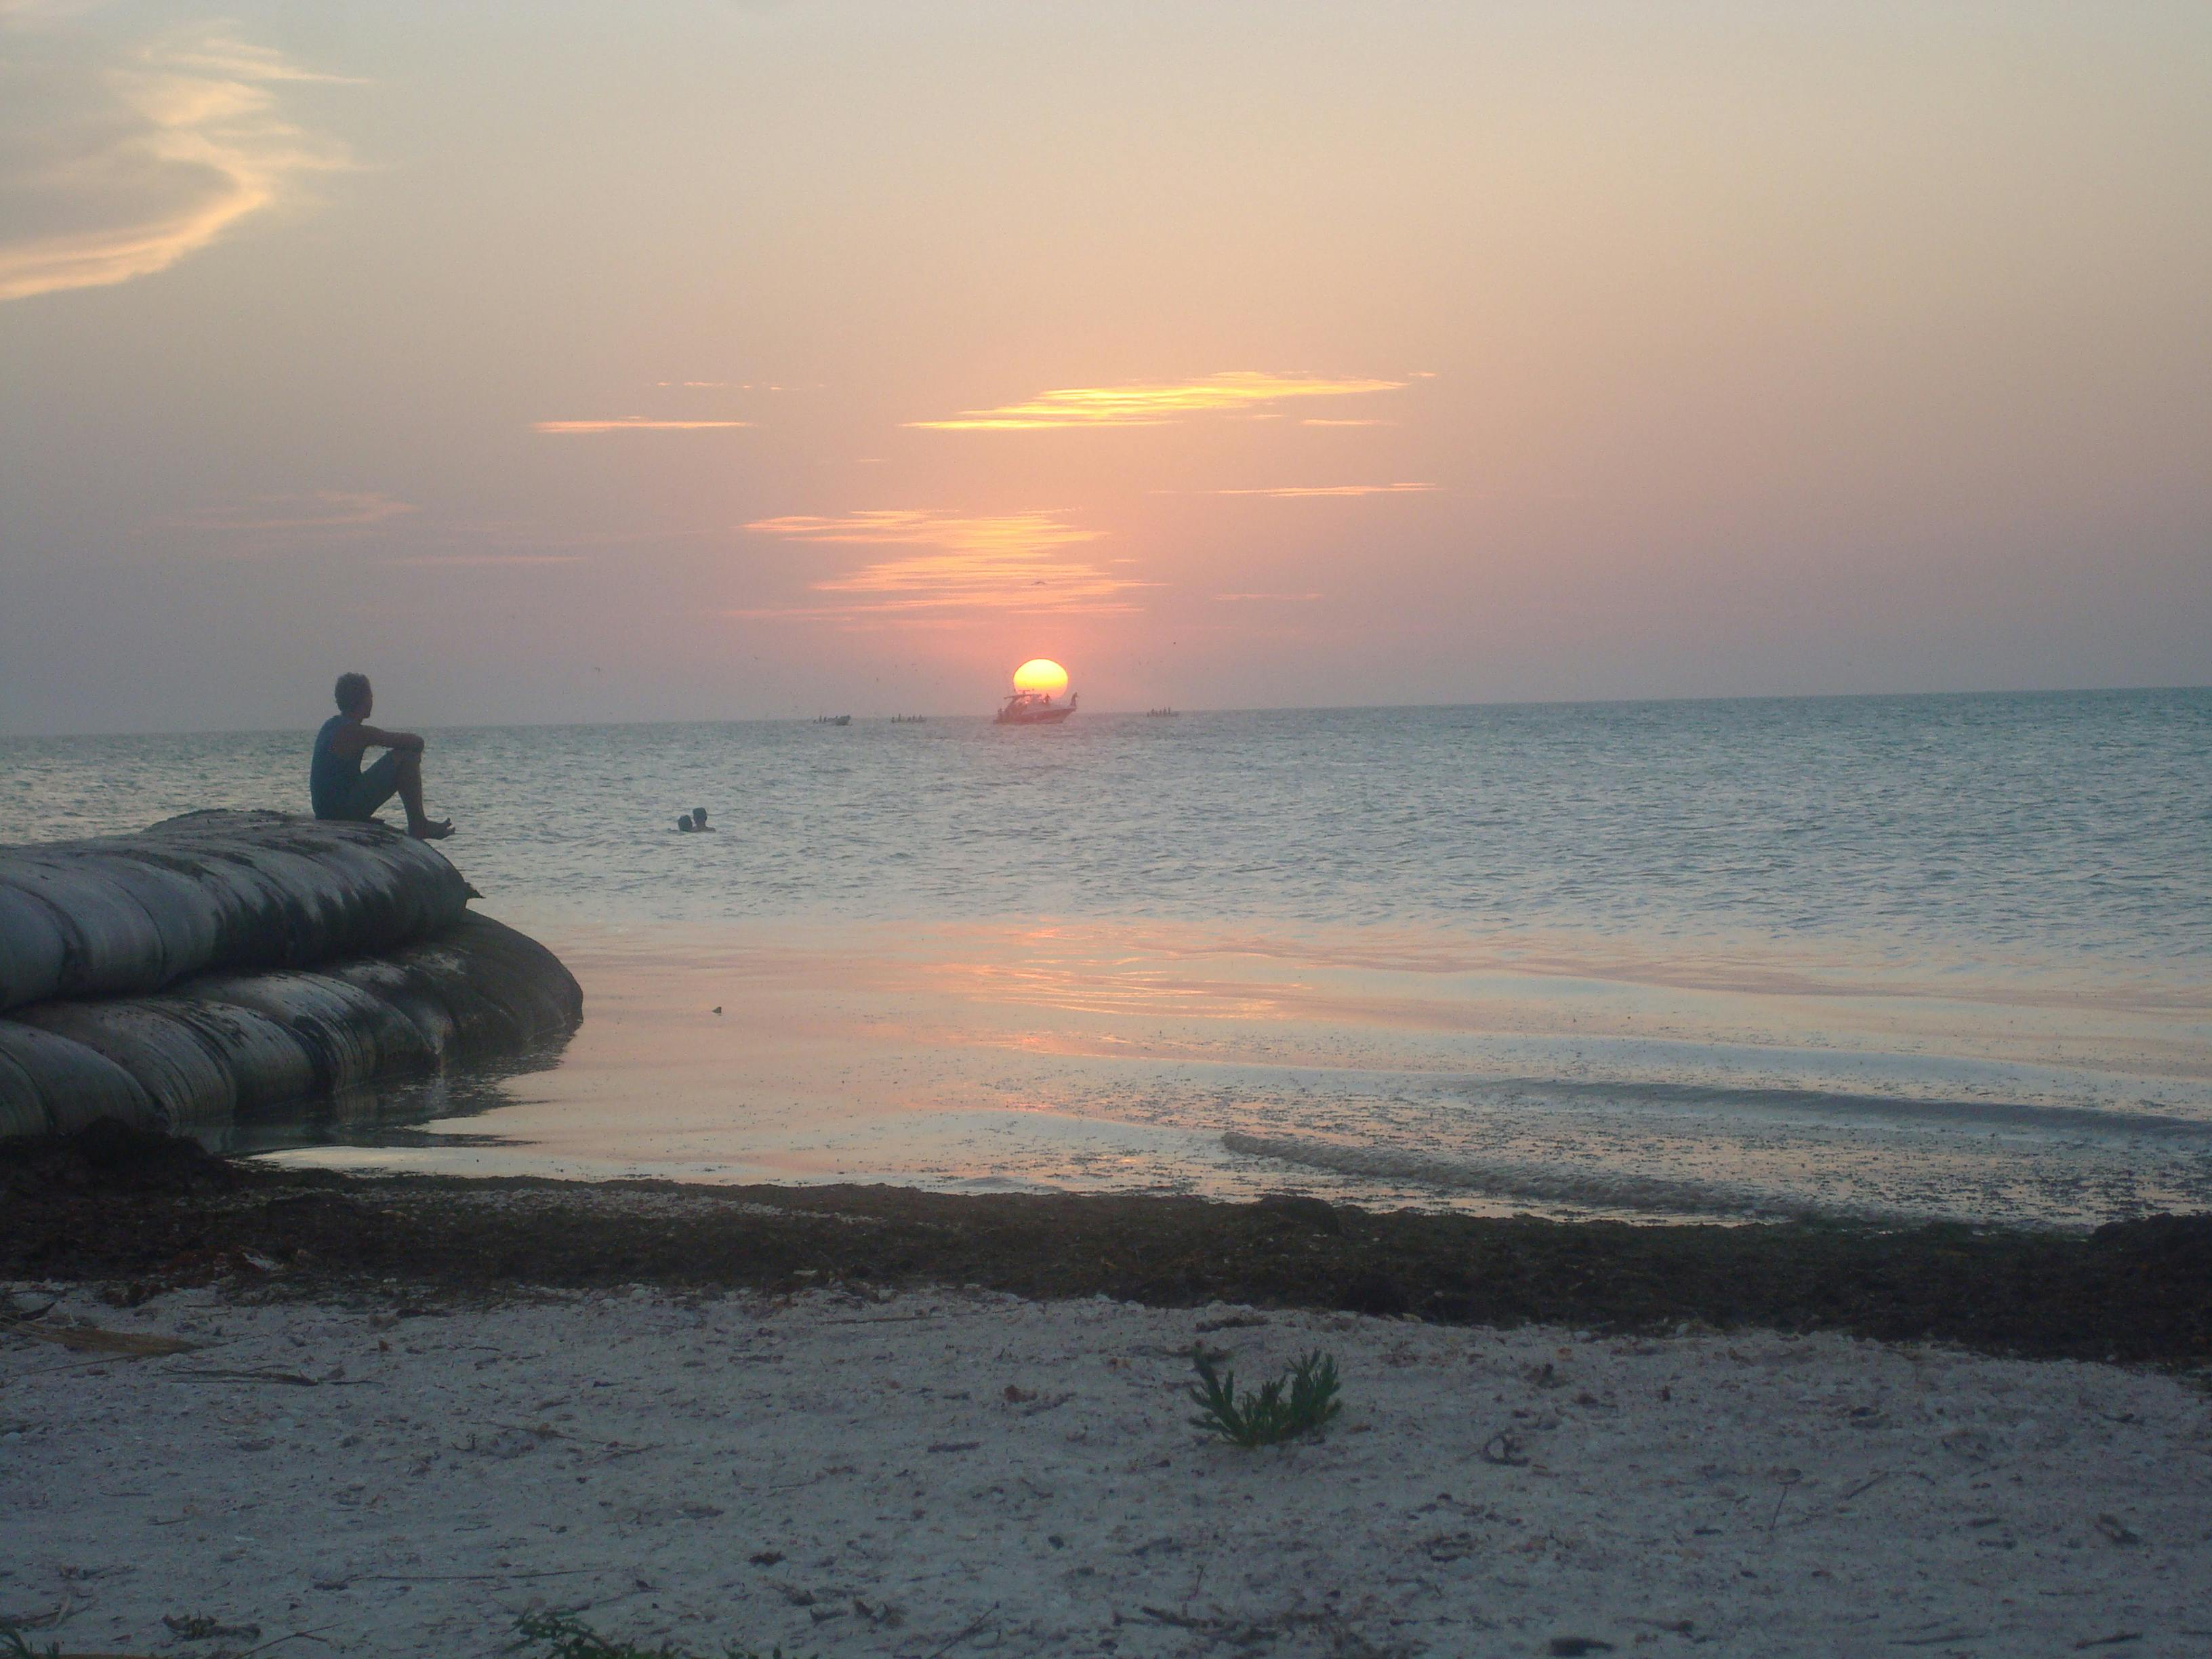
[1012,658,1069,696]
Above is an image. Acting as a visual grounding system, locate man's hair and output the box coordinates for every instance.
[334,672,371,713]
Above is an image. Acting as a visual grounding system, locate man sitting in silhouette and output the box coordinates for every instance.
[310,672,453,840]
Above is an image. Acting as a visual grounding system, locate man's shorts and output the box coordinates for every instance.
[321,751,404,822]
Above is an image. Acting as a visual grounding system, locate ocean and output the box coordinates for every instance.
[5,689,2209,1227]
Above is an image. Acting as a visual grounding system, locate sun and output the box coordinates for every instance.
[1012,657,1069,697]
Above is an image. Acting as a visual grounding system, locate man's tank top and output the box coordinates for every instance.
[310,715,362,817]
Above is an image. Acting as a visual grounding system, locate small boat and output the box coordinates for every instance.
[813,714,852,726]
[890,714,927,724]
[1146,707,1181,718]
[994,689,1077,725]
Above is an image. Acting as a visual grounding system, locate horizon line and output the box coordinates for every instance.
[3,681,2205,743]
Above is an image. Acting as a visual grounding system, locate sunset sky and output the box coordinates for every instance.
[3,0,2208,733]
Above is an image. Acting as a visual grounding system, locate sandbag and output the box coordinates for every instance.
[0,811,472,1013]
[0,813,573,1139]
[148,1000,320,1116]
[181,970,426,1097]
[0,1023,157,1133]
[14,1001,237,1131]
[135,810,471,954]
[320,955,461,1057]
[0,861,169,1000]
[0,884,68,1010]
[180,839,357,965]
[364,939,535,1054]
[104,844,301,968]
[0,1047,50,1137]
[405,914,583,1037]
[22,851,224,988]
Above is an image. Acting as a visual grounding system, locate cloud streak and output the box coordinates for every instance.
[1180,482,1438,499]
[533,417,754,434]
[908,371,1405,430]
[180,491,415,533]
[166,496,702,564]
[0,26,352,304]
[388,554,586,568]
[741,509,1145,620]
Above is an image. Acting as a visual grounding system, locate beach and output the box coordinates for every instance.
[7,705,2210,1657]
[6,1136,2211,1656]
[8,1277,2209,1659]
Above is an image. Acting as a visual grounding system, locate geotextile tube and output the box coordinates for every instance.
[0,812,581,1139]
[0,809,475,1010]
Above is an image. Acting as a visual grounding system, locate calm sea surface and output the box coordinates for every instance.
[5,691,2209,1225]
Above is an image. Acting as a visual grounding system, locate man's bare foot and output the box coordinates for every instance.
[410,819,455,841]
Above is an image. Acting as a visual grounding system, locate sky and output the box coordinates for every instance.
[1,0,2208,734]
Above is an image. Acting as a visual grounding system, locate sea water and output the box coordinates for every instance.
[4,689,2209,1225]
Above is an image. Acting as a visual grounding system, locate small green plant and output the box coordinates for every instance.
[1,1629,61,1659]
[1188,1345,1343,1446]
[513,1611,806,1659]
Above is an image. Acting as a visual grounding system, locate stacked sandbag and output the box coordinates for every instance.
[0,809,472,1012]
[0,815,580,1140]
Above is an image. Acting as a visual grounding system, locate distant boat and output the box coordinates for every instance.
[1145,707,1181,718]
[889,714,927,724]
[814,714,851,726]
[994,689,1077,725]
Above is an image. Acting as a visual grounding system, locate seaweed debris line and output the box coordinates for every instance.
[0,809,581,1139]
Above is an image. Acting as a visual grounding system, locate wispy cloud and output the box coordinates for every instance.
[908,371,1406,431]
[180,490,415,533]
[1299,417,1396,428]
[164,493,722,564]
[740,509,1145,620]
[748,510,1103,554]
[388,554,586,569]
[533,417,754,434]
[159,36,363,85]
[0,26,353,304]
[1176,482,1438,499]
[448,519,717,549]
[1214,591,1324,602]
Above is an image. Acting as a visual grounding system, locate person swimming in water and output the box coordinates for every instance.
[309,672,453,840]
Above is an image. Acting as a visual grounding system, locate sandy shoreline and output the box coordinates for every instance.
[8,1126,2211,1364]
[7,1282,2210,1659]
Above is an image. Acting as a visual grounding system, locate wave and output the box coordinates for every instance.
[1223,1130,1895,1223]
[1446,1076,2212,1140]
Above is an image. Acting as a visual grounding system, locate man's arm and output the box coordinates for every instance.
[327,722,425,758]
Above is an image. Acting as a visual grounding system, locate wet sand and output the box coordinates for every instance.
[8,1126,2210,1365]
[7,1282,2210,1659]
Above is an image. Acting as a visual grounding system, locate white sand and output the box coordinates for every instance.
[5,1284,2209,1658]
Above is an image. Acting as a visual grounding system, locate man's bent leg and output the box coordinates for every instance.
[337,752,404,821]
